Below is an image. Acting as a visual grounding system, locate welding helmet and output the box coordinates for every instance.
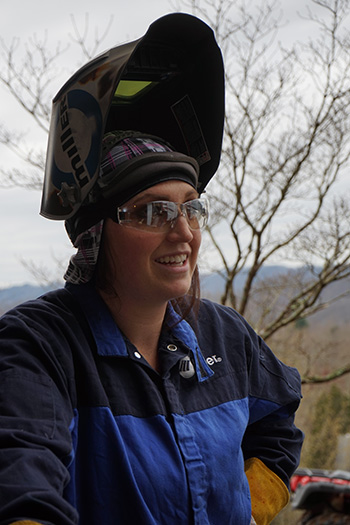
[40,12,225,222]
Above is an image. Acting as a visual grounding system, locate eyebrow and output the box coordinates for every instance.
[131,189,199,205]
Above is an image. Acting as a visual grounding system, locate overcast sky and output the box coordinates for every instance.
[0,0,333,288]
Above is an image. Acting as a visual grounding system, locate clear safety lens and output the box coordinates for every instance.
[116,198,208,231]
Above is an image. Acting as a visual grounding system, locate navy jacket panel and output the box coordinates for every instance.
[0,284,303,524]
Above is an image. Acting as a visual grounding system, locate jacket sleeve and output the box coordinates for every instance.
[242,329,304,524]
[0,298,80,524]
[195,299,304,510]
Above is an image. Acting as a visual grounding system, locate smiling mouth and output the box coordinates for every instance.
[157,254,188,266]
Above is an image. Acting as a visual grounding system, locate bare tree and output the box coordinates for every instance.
[174,1,350,321]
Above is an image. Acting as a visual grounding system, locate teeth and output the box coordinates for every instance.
[158,254,187,265]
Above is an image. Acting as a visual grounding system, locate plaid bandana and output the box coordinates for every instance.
[64,220,104,284]
[97,132,179,193]
[100,132,174,174]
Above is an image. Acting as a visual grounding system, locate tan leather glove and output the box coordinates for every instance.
[245,457,290,525]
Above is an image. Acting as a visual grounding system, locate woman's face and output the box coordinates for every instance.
[100,180,202,307]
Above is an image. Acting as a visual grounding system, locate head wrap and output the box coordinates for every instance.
[64,131,199,284]
[64,220,104,284]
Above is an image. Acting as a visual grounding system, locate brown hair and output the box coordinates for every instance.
[170,265,201,323]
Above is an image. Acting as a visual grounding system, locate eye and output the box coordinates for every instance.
[186,199,202,217]
[133,204,149,223]
[152,202,169,216]
[184,199,208,229]
[148,202,177,227]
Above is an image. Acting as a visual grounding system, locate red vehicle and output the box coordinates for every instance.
[291,468,350,524]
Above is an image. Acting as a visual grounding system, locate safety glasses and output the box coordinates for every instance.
[114,198,209,232]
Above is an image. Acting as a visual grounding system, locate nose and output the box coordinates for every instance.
[166,215,194,242]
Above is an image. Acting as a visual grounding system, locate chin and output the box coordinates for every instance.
[167,283,192,301]
[156,274,194,303]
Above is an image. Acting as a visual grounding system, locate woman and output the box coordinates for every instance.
[1,12,303,525]
[0,131,303,525]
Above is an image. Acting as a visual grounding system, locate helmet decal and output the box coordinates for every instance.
[53,90,102,193]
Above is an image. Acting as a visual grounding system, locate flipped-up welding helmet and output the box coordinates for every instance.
[40,12,225,222]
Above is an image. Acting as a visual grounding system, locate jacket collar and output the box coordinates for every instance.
[65,282,213,381]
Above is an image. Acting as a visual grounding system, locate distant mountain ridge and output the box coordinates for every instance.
[1,267,349,325]
[0,267,266,314]
[0,269,239,313]
[0,283,62,314]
